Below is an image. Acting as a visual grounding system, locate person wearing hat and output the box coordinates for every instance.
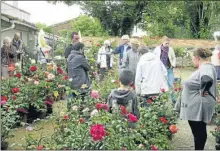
[136,46,169,107]
[112,35,131,69]
[121,38,141,81]
[97,40,113,81]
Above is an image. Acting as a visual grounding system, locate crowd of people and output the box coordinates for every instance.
[1,31,218,150]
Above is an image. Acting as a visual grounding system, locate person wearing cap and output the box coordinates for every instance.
[97,40,114,81]
[121,39,141,81]
[107,69,140,126]
[112,35,131,69]
[136,46,169,107]
[153,36,176,104]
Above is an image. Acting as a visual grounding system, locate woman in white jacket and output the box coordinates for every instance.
[211,44,220,80]
[135,47,169,107]
[97,40,113,81]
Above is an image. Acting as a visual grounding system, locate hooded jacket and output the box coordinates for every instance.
[107,89,140,119]
[67,50,90,93]
[135,52,168,95]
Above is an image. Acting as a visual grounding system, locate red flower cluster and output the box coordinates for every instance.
[63,76,68,80]
[152,145,158,150]
[147,99,152,104]
[95,103,109,111]
[127,113,138,123]
[17,108,28,114]
[175,87,182,92]
[12,87,19,93]
[29,66,37,72]
[90,124,105,141]
[160,117,168,124]
[120,106,127,115]
[64,115,69,120]
[57,66,63,75]
[37,145,44,150]
[15,72,21,78]
[1,96,8,101]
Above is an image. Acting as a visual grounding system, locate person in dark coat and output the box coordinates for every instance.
[64,32,80,59]
[67,42,90,110]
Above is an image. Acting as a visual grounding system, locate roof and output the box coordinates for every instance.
[49,17,77,27]
[1,13,37,30]
[2,2,30,15]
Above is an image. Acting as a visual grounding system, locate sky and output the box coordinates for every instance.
[4,1,83,26]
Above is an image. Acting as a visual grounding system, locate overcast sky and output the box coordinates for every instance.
[5,1,83,26]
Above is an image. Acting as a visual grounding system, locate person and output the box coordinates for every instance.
[10,33,23,64]
[211,44,220,80]
[136,47,169,107]
[97,40,113,82]
[122,39,141,81]
[67,42,90,110]
[1,37,11,79]
[112,35,131,69]
[179,48,216,150]
[107,69,140,123]
[64,32,80,59]
[153,36,176,103]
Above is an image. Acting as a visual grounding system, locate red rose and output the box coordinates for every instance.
[64,115,69,120]
[1,96,8,101]
[63,76,68,80]
[90,124,105,141]
[96,103,102,110]
[178,87,182,91]
[127,113,138,123]
[12,87,19,93]
[152,145,158,150]
[91,90,100,99]
[29,66,37,72]
[79,118,86,124]
[160,117,168,124]
[147,99,152,104]
[44,100,53,106]
[15,72,21,78]
[169,124,178,133]
[37,145,44,150]
[122,147,127,150]
[120,106,127,115]
[57,66,63,75]
[12,96,17,100]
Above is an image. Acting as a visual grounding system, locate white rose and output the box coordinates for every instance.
[90,109,98,117]
[82,107,90,113]
[69,78,73,82]
[72,106,78,111]
[31,59,36,64]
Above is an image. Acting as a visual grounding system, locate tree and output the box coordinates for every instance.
[72,15,107,36]
[50,1,148,36]
[36,22,52,34]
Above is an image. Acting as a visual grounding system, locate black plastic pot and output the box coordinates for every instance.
[27,105,43,123]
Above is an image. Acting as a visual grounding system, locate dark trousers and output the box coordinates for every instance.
[188,120,207,150]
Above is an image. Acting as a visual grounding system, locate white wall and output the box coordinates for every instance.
[1,2,30,22]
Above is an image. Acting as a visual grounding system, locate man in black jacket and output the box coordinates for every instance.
[64,32,80,59]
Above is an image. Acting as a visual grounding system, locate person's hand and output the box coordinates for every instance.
[200,91,209,97]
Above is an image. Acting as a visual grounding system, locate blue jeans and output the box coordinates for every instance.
[167,68,175,104]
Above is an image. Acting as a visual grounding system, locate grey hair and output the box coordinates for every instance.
[3,37,11,45]
[138,47,150,54]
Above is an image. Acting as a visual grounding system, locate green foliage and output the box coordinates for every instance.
[72,15,108,36]
[36,22,52,34]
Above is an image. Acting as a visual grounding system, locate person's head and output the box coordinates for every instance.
[14,33,20,41]
[3,37,11,47]
[192,48,212,68]
[130,39,140,51]
[138,47,150,55]
[72,42,84,53]
[162,36,170,48]
[119,69,134,86]
[104,40,111,48]
[121,35,130,45]
[71,32,79,43]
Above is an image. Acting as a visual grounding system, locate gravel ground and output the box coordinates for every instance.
[171,119,215,150]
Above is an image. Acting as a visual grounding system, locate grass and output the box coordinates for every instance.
[6,68,196,150]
